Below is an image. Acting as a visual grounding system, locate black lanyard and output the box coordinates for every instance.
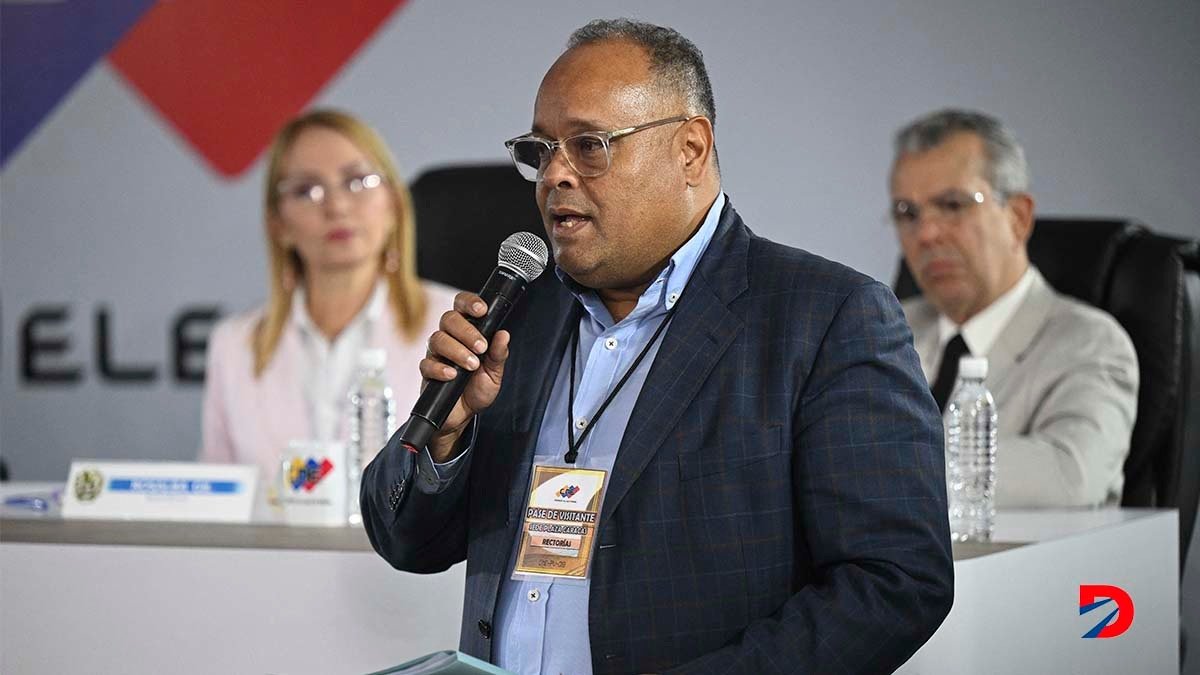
[564,307,676,464]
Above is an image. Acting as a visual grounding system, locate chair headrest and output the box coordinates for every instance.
[411,164,548,292]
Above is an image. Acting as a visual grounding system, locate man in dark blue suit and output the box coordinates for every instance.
[362,18,953,674]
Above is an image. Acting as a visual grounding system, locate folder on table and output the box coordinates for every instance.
[367,650,513,675]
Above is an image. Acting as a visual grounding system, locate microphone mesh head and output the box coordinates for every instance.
[498,232,549,282]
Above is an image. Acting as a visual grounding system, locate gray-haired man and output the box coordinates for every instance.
[889,108,1139,507]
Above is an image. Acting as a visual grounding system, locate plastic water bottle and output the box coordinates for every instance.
[943,356,998,542]
[345,349,396,526]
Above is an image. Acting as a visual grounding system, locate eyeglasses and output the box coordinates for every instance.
[889,190,996,231]
[504,114,690,182]
[276,173,384,207]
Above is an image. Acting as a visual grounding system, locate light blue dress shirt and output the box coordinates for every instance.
[419,193,724,675]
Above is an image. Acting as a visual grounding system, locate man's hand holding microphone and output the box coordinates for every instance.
[397,232,549,462]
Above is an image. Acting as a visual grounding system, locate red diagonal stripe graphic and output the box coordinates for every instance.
[108,0,406,177]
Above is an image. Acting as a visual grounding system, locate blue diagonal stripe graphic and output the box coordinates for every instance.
[1082,607,1120,638]
[1,0,156,166]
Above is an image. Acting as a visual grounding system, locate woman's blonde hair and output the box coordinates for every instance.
[252,108,426,376]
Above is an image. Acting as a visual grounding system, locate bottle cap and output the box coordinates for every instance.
[358,349,387,370]
[958,355,988,380]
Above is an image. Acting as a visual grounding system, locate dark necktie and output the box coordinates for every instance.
[931,333,970,413]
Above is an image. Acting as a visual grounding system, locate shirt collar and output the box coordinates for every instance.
[556,192,726,328]
[291,278,388,337]
[937,265,1036,356]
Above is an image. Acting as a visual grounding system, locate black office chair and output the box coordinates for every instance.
[894,218,1200,571]
[1109,233,1200,565]
[410,164,549,292]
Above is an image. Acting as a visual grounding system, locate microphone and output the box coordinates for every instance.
[399,232,549,453]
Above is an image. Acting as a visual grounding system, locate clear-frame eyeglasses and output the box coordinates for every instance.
[276,173,384,207]
[889,190,997,232]
[504,115,691,182]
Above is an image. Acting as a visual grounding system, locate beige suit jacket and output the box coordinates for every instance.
[902,268,1139,507]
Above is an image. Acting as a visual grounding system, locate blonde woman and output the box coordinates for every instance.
[200,109,456,481]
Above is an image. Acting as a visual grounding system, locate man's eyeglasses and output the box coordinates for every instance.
[504,115,690,182]
[277,173,384,207]
[889,190,996,231]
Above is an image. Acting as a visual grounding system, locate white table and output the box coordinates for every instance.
[898,508,1178,673]
[0,484,1179,674]
[1,483,464,674]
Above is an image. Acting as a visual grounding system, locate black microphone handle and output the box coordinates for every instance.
[399,266,527,452]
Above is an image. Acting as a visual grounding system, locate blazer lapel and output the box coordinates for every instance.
[985,268,1055,394]
[601,204,750,523]
[503,281,580,522]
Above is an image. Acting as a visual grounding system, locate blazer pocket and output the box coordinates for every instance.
[677,424,784,481]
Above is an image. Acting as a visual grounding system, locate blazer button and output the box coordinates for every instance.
[478,619,492,639]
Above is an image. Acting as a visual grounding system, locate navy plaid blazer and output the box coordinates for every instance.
[363,200,954,674]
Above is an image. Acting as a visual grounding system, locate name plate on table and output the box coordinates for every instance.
[61,461,257,523]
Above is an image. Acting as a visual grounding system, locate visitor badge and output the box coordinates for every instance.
[512,464,607,580]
